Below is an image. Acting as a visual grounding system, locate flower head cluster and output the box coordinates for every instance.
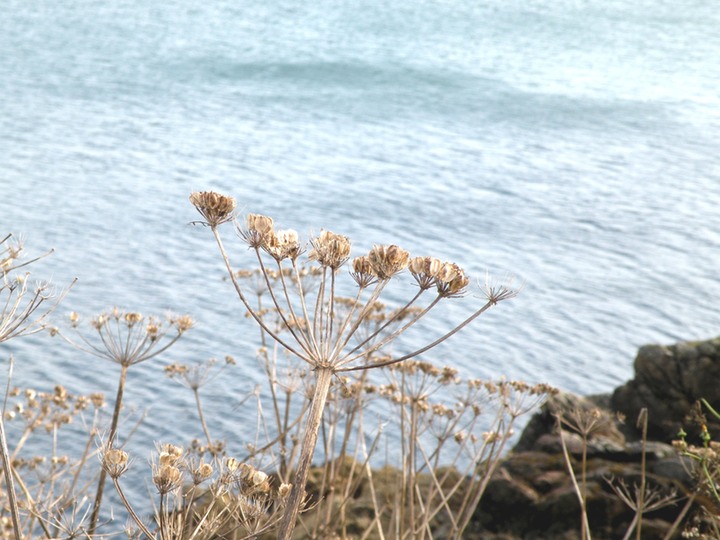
[103,447,130,479]
[368,245,410,280]
[165,356,235,391]
[240,214,275,248]
[152,443,185,494]
[189,191,237,227]
[409,257,470,296]
[62,309,193,367]
[3,385,105,437]
[309,230,351,270]
[0,235,23,277]
[239,214,303,262]
[265,229,301,261]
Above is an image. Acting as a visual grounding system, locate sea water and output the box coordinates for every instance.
[1,0,719,502]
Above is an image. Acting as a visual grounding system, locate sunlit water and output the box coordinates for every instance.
[1,0,720,510]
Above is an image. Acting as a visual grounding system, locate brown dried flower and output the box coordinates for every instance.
[309,230,351,269]
[90,393,106,408]
[278,482,292,498]
[103,448,129,479]
[153,464,183,494]
[124,312,142,326]
[172,314,195,333]
[158,443,183,466]
[191,462,214,484]
[435,262,470,297]
[189,191,237,227]
[265,229,301,261]
[408,256,444,289]
[367,245,410,280]
[350,256,376,287]
[241,214,275,248]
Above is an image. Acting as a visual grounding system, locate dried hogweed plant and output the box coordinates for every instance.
[165,355,237,453]
[376,365,555,539]
[97,441,288,540]
[190,190,520,539]
[0,384,107,539]
[53,308,194,533]
[0,234,74,540]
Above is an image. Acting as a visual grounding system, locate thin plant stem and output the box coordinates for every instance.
[211,227,312,364]
[0,358,21,540]
[274,260,318,356]
[342,287,426,359]
[636,408,648,540]
[329,279,390,363]
[112,477,156,539]
[89,363,129,535]
[290,259,321,356]
[253,250,314,358]
[558,418,593,540]
[339,300,495,372]
[193,388,213,447]
[313,268,327,357]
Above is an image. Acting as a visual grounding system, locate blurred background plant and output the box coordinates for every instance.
[0,234,75,540]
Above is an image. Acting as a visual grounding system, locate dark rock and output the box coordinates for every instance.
[514,391,625,453]
[611,337,720,442]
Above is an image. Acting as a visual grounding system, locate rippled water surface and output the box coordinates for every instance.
[2,0,720,487]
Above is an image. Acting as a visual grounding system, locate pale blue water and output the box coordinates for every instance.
[1,0,720,500]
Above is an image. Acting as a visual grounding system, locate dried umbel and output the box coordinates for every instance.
[277,483,292,498]
[103,448,129,479]
[309,230,351,269]
[153,464,183,494]
[158,443,183,466]
[435,262,470,297]
[189,191,237,227]
[409,256,444,289]
[241,214,276,248]
[350,256,376,287]
[367,245,410,280]
[191,462,214,485]
[265,229,301,261]
[62,309,194,367]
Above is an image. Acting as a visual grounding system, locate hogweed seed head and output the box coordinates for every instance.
[172,314,195,333]
[189,191,237,227]
[278,483,292,498]
[158,443,183,466]
[103,448,129,479]
[251,470,268,486]
[241,214,275,248]
[367,245,410,280]
[153,464,183,494]
[225,457,241,474]
[309,230,351,269]
[124,312,142,326]
[350,256,376,287]
[482,273,520,304]
[146,322,159,340]
[409,256,443,289]
[436,262,469,297]
[191,461,214,484]
[265,229,301,261]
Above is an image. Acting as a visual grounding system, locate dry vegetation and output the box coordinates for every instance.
[5,193,712,539]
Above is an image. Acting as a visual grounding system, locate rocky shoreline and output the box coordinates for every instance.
[469,336,720,539]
